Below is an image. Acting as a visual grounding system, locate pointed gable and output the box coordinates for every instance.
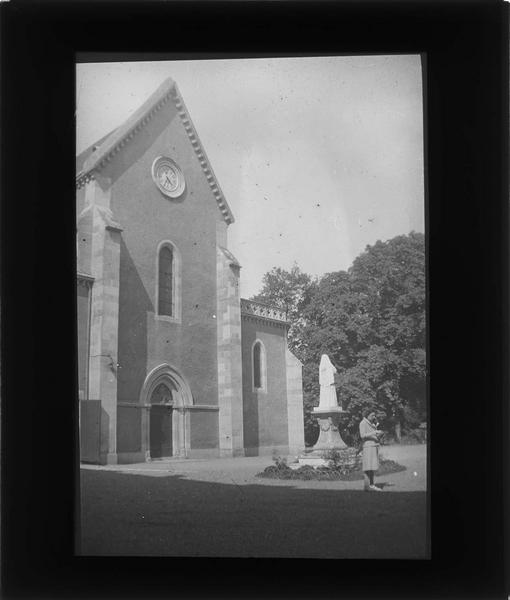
[76,77,235,225]
[76,128,117,175]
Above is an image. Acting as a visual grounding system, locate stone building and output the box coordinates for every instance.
[76,77,304,464]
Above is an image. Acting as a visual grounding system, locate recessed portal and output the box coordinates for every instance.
[149,382,174,459]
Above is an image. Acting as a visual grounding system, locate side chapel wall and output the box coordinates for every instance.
[241,316,291,456]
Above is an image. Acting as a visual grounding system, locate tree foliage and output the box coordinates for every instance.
[250,263,316,358]
[251,232,426,446]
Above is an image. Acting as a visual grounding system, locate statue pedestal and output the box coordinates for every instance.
[298,406,349,467]
[312,407,348,451]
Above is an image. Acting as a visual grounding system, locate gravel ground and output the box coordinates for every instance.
[79,444,427,558]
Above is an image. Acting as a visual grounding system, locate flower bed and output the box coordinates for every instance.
[257,454,406,481]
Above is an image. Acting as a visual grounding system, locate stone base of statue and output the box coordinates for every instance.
[298,406,349,467]
[312,406,348,450]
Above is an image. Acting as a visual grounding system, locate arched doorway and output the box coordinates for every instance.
[149,382,175,458]
[140,363,193,460]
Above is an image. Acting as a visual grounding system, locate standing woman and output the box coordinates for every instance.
[359,409,384,491]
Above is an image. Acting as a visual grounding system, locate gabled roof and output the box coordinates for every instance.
[76,77,235,225]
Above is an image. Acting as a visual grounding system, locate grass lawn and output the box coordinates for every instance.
[80,467,427,558]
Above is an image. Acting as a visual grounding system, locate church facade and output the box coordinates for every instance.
[76,77,304,464]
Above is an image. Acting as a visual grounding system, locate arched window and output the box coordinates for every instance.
[158,246,173,316]
[156,241,181,322]
[253,343,261,387]
[252,340,267,392]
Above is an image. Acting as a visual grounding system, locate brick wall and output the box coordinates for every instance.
[190,410,219,456]
[109,101,220,425]
[241,318,290,455]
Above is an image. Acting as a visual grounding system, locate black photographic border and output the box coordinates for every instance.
[2,1,508,599]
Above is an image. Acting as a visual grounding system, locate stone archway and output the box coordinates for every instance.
[140,364,193,460]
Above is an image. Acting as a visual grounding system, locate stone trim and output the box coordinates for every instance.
[77,273,94,288]
[78,203,123,233]
[86,203,122,463]
[218,245,241,269]
[139,363,195,459]
[172,87,234,225]
[118,402,218,412]
[285,347,305,455]
[75,78,235,225]
[139,363,193,407]
[216,243,244,456]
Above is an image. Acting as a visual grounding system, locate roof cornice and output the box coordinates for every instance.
[172,86,234,225]
[76,78,235,225]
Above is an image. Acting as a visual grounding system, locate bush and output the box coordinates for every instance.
[401,406,426,430]
[322,447,361,473]
[272,454,288,469]
[400,427,426,444]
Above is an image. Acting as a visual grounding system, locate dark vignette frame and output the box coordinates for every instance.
[1,1,508,599]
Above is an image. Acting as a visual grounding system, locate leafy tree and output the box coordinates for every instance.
[251,232,426,446]
[344,232,426,436]
[250,264,316,359]
[349,232,426,351]
[304,232,426,443]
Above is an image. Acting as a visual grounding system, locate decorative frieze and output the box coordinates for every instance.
[240,298,289,326]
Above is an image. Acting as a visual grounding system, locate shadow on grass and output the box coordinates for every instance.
[375,481,396,489]
[79,469,427,559]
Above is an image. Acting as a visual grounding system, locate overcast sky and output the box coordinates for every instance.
[77,56,424,298]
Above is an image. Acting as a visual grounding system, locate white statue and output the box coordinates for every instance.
[319,354,338,409]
